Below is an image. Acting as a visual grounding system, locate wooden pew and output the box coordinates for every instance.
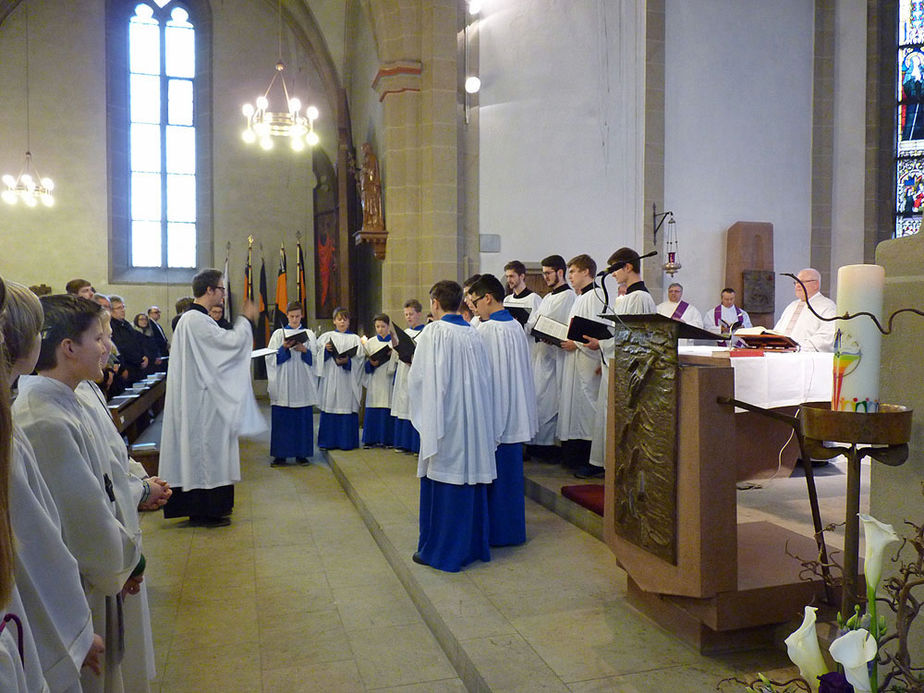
[108,377,166,476]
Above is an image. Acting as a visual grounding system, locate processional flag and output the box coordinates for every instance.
[252,248,269,380]
[275,244,289,330]
[223,243,233,320]
[296,236,307,318]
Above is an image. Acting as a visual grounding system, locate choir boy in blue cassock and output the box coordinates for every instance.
[470,274,538,546]
[316,307,365,450]
[361,313,398,447]
[265,301,319,466]
[391,299,425,452]
[409,281,498,572]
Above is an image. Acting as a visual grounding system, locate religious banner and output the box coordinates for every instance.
[275,245,288,329]
[253,250,269,380]
[296,236,308,317]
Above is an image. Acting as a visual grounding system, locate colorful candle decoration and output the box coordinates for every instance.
[832,264,885,413]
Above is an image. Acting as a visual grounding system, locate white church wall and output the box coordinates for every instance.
[477,0,646,280]
[663,0,814,318]
[0,0,334,328]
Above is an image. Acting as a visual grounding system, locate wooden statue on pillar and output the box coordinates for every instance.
[352,142,387,260]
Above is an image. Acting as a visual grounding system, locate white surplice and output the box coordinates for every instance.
[773,293,837,352]
[362,337,398,409]
[703,303,752,333]
[557,286,609,442]
[477,312,538,444]
[503,290,542,329]
[409,316,497,485]
[316,331,365,414]
[160,309,266,491]
[76,381,155,692]
[524,286,575,445]
[10,425,94,693]
[14,375,143,693]
[0,587,49,693]
[589,288,658,467]
[265,327,320,408]
[390,325,424,420]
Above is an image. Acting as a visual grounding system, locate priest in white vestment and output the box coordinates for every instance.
[773,267,837,352]
[316,308,365,450]
[265,301,319,465]
[14,295,143,693]
[704,287,752,336]
[161,268,264,527]
[361,313,399,447]
[471,275,538,547]
[656,282,703,329]
[524,255,575,458]
[557,255,608,470]
[581,248,658,478]
[409,280,497,572]
[391,300,425,452]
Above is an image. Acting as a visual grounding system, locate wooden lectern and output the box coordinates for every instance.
[600,314,828,653]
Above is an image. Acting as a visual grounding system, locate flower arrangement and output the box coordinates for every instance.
[723,506,923,693]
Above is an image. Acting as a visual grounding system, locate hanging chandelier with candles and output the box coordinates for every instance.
[2,0,55,208]
[241,1,319,152]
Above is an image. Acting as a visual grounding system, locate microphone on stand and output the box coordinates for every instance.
[597,250,658,276]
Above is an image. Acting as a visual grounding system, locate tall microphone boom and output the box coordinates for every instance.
[598,250,658,276]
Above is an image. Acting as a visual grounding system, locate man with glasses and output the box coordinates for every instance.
[160,268,265,527]
[523,254,575,461]
[773,267,837,352]
[147,305,170,363]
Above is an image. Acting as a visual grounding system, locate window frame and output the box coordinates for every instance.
[106,0,213,283]
[894,0,924,238]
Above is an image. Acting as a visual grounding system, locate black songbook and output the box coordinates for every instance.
[531,315,569,347]
[283,328,309,344]
[567,315,613,344]
[506,306,530,326]
[332,344,358,359]
[364,338,392,365]
[394,328,418,364]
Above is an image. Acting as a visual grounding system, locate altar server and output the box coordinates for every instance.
[557,254,608,470]
[317,307,365,450]
[361,313,398,447]
[524,254,575,460]
[656,282,703,329]
[409,280,497,571]
[470,274,537,546]
[580,248,658,478]
[78,308,173,692]
[265,301,319,465]
[392,299,425,452]
[13,295,142,692]
[161,268,264,527]
[502,260,542,328]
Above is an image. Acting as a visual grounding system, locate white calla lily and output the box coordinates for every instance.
[829,628,878,693]
[859,513,900,591]
[784,606,828,691]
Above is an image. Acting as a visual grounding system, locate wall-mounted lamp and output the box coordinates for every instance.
[653,202,681,276]
[462,1,480,123]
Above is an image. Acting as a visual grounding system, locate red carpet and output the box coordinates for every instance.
[560,484,604,516]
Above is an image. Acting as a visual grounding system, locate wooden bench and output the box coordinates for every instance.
[108,378,166,477]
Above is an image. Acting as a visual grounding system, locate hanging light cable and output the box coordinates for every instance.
[2,0,55,208]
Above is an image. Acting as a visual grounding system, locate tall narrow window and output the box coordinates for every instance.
[896,0,924,237]
[129,2,196,267]
[108,0,210,282]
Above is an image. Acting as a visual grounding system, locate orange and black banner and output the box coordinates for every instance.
[296,239,307,318]
[275,244,288,330]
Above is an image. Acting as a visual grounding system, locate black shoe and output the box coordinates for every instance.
[271,458,287,467]
[189,516,231,527]
[296,457,310,465]
[574,464,605,479]
[412,552,426,565]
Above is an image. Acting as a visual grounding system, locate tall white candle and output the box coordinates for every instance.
[832,264,885,413]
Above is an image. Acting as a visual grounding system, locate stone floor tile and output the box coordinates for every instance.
[347,622,456,689]
[261,659,366,692]
[332,579,422,631]
[460,632,570,692]
[258,609,355,670]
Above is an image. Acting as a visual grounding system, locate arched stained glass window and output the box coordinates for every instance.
[896,0,924,237]
[107,0,211,282]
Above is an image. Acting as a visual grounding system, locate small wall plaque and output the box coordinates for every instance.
[742,269,774,313]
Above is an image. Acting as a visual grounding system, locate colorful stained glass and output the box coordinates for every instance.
[900,0,924,46]
[896,216,922,237]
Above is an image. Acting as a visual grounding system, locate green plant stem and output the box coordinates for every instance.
[868,583,879,692]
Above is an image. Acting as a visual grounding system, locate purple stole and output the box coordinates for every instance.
[713,304,743,330]
[670,301,689,321]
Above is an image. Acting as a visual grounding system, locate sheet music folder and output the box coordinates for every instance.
[394,328,418,364]
[598,313,725,342]
[566,315,614,343]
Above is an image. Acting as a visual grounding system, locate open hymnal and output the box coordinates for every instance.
[567,315,613,343]
[394,328,420,364]
[363,337,392,364]
[282,328,309,344]
[327,332,359,359]
[732,326,799,350]
[531,315,569,346]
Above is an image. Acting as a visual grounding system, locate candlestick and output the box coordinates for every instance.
[833,264,884,412]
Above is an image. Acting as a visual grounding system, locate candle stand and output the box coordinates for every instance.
[799,403,912,620]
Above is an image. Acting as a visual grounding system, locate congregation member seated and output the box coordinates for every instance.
[656,282,704,328]
[704,287,752,337]
[773,267,837,352]
[146,305,170,359]
[133,312,165,370]
[65,278,95,300]
[209,303,233,329]
[110,295,149,385]
[171,296,194,331]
